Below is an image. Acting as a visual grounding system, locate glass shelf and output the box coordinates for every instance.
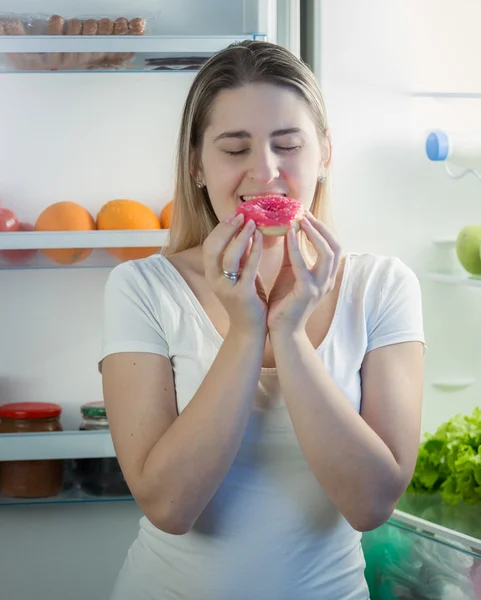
[0,430,115,461]
[364,516,481,599]
[0,483,134,506]
[426,271,481,287]
[395,493,481,552]
[410,91,481,99]
[0,229,169,269]
[0,34,266,73]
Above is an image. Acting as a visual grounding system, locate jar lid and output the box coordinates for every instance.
[81,401,106,418]
[0,402,62,419]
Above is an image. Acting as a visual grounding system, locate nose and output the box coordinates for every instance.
[247,146,280,183]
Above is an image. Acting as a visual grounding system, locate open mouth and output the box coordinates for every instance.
[240,193,287,202]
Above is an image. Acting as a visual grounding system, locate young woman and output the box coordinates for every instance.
[100,40,425,600]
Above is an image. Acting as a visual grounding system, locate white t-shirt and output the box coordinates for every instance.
[100,252,425,600]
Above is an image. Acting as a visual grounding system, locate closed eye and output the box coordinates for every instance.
[224,146,301,156]
[277,146,301,153]
[224,149,249,156]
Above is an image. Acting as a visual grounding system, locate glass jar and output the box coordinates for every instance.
[74,402,131,497]
[0,402,64,498]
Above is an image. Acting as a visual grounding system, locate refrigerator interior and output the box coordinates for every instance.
[1,0,481,598]
[314,0,481,436]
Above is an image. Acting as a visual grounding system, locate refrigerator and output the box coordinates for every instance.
[0,1,480,598]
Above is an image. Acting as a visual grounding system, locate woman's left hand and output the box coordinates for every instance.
[266,212,343,335]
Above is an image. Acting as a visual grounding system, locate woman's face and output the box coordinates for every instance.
[198,83,328,223]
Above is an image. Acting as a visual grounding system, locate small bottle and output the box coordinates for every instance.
[74,402,131,497]
[426,130,481,173]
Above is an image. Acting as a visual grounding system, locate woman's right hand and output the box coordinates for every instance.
[203,212,267,336]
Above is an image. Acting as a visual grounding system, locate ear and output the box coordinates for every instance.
[323,128,332,168]
[189,151,203,183]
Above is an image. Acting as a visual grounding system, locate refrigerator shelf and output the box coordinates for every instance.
[431,377,476,392]
[426,271,481,287]
[0,34,263,54]
[0,230,170,269]
[411,91,481,99]
[0,485,134,506]
[0,229,169,250]
[395,493,481,552]
[0,430,116,461]
[0,34,266,73]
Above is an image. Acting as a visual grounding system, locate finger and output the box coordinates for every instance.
[203,213,245,280]
[300,218,334,281]
[304,214,343,277]
[286,227,309,282]
[280,234,291,268]
[211,212,246,254]
[241,229,263,284]
[222,219,257,277]
[304,212,342,257]
[239,235,253,269]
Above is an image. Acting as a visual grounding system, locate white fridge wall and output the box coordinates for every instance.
[0,73,195,429]
[0,503,143,600]
[319,0,481,436]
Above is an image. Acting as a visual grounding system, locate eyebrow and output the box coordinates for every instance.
[213,127,302,142]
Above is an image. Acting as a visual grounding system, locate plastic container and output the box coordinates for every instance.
[426,130,481,174]
[73,401,131,497]
[0,11,157,71]
[0,402,64,498]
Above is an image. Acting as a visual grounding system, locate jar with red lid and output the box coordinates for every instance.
[0,402,64,498]
[73,401,131,497]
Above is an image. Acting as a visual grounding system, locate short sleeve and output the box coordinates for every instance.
[99,262,169,368]
[366,258,425,353]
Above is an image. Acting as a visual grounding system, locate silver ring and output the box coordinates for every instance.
[222,269,239,282]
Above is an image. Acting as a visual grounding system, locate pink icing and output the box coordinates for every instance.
[236,196,304,227]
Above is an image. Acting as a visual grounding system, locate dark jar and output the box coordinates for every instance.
[73,402,131,497]
[0,402,64,498]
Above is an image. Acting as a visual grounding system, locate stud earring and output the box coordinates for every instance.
[196,181,204,188]
[318,175,326,183]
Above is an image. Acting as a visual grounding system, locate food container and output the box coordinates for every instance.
[0,12,154,71]
[0,402,64,498]
[73,401,131,497]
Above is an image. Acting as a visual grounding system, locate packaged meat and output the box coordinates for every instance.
[0,11,156,71]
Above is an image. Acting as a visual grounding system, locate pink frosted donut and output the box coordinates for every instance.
[235,196,304,236]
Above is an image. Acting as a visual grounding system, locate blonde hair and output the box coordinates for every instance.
[165,40,333,259]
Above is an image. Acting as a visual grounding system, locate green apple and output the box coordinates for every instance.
[456,225,481,275]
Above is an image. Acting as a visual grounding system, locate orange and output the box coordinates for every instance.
[96,199,161,262]
[35,201,96,265]
[160,200,173,229]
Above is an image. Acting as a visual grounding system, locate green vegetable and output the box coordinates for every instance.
[407,407,481,505]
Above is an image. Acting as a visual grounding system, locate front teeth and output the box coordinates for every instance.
[241,194,286,201]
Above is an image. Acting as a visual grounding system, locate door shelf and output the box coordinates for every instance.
[426,271,481,287]
[395,493,481,552]
[0,430,116,461]
[411,91,481,99]
[431,377,476,392]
